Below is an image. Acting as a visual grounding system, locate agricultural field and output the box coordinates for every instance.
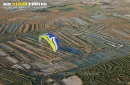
[48,6,76,12]
[0,69,35,85]
[74,56,130,85]
[0,0,130,85]
[80,5,105,12]
[41,56,130,85]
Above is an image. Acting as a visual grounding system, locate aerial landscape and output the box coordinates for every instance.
[0,0,130,85]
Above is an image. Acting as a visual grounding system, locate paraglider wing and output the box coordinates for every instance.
[38,33,60,52]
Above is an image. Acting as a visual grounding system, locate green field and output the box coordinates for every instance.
[34,9,49,12]
[58,7,75,11]
[47,4,104,12]
[80,5,104,12]
[48,6,75,12]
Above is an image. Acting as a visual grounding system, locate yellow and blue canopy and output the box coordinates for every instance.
[38,33,60,52]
